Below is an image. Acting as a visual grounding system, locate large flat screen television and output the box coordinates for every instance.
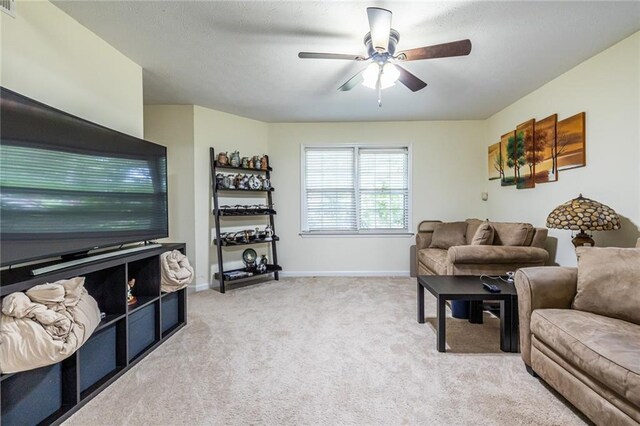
[0,87,168,267]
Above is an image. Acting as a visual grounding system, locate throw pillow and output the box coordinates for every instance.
[471,221,494,245]
[491,222,533,246]
[573,246,640,325]
[429,222,467,250]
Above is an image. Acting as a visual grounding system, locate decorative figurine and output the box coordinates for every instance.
[248,157,254,169]
[127,278,137,306]
[230,151,241,167]
[260,155,269,170]
[241,157,249,168]
[215,173,225,189]
[217,152,228,165]
[264,225,274,240]
[222,175,234,189]
[253,155,262,169]
[248,174,262,190]
[262,178,271,190]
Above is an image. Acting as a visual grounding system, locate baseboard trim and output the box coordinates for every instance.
[280,271,411,278]
[193,281,210,292]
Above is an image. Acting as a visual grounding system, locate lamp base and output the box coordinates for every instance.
[572,232,595,248]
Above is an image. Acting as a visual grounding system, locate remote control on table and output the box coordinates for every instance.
[482,282,502,293]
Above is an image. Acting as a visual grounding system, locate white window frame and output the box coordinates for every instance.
[300,144,413,237]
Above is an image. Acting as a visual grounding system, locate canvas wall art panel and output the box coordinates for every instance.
[556,112,586,171]
[500,131,516,186]
[534,114,558,183]
[488,142,502,181]
[515,119,536,189]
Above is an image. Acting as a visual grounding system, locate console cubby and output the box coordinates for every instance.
[128,302,160,362]
[0,243,187,425]
[161,291,184,334]
[127,256,161,310]
[79,319,126,398]
[1,356,77,426]
[84,265,127,325]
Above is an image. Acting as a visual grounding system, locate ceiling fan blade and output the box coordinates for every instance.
[395,65,427,92]
[397,39,472,61]
[337,70,365,91]
[367,7,392,52]
[298,52,366,61]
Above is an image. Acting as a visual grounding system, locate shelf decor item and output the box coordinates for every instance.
[217,152,228,166]
[242,248,257,269]
[230,151,241,167]
[127,278,137,306]
[546,193,621,247]
[210,148,280,293]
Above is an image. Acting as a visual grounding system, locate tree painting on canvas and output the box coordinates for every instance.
[515,119,537,189]
[500,131,516,186]
[534,114,558,183]
[488,142,502,181]
[556,112,586,171]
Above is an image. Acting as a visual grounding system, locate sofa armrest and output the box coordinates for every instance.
[514,267,578,367]
[447,245,549,265]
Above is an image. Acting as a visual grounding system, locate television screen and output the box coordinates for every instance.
[0,88,168,266]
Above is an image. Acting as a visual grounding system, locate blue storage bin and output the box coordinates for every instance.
[2,364,62,425]
[128,303,157,361]
[79,325,117,393]
[161,292,179,333]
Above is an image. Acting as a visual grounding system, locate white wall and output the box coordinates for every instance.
[1,0,143,137]
[269,121,486,275]
[143,106,196,272]
[485,32,640,266]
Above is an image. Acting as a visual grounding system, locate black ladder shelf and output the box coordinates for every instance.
[209,148,281,293]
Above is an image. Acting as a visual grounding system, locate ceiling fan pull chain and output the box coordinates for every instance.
[377,65,383,107]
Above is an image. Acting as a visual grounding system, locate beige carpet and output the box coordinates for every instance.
[64,277,586,425]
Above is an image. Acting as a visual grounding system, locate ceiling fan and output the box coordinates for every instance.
[298,7,472,106]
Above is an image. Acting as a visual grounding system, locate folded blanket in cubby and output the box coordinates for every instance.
[0,277,100,374]
[160,250,194,292]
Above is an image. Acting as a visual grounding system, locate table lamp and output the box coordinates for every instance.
[546,194,620,247]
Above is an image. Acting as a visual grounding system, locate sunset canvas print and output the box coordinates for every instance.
[534,114,558,183]
[556,112,586,171]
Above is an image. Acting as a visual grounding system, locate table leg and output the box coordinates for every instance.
[437,296,447,352]
[510,295,519,353]
[469,300,484,324]
[500,298,512,352]
[417,282,425,324]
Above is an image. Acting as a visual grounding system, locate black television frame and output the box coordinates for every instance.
[0,87,169,267]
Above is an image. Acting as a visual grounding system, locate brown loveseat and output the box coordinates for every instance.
[515,243,640,425]
[411,218,549,277]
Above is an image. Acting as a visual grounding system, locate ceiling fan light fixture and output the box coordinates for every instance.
[362,62,399,89]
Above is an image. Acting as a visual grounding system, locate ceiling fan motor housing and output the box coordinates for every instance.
[364,29,400,56]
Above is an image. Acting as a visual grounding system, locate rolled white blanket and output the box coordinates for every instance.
[0,277,100,374]
[161,250,194,292]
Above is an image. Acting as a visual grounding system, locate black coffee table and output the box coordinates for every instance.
[417,275,519,353]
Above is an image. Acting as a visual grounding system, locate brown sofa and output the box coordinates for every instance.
[412,218,549,277]
[515,242,640,425]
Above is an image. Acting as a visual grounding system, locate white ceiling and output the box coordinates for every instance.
[53,1,640,123]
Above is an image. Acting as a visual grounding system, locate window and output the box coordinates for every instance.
[302,146,410,234]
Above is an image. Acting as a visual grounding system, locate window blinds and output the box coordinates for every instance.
[303,146,409,233]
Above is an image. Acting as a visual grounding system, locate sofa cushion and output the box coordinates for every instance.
[573,246,640,325]
[492,222,533,246]
[531,308,640,407]
[471,221,494,245]
[429,222,467,250]
[465,219,483,245]
[418,249,449,275]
